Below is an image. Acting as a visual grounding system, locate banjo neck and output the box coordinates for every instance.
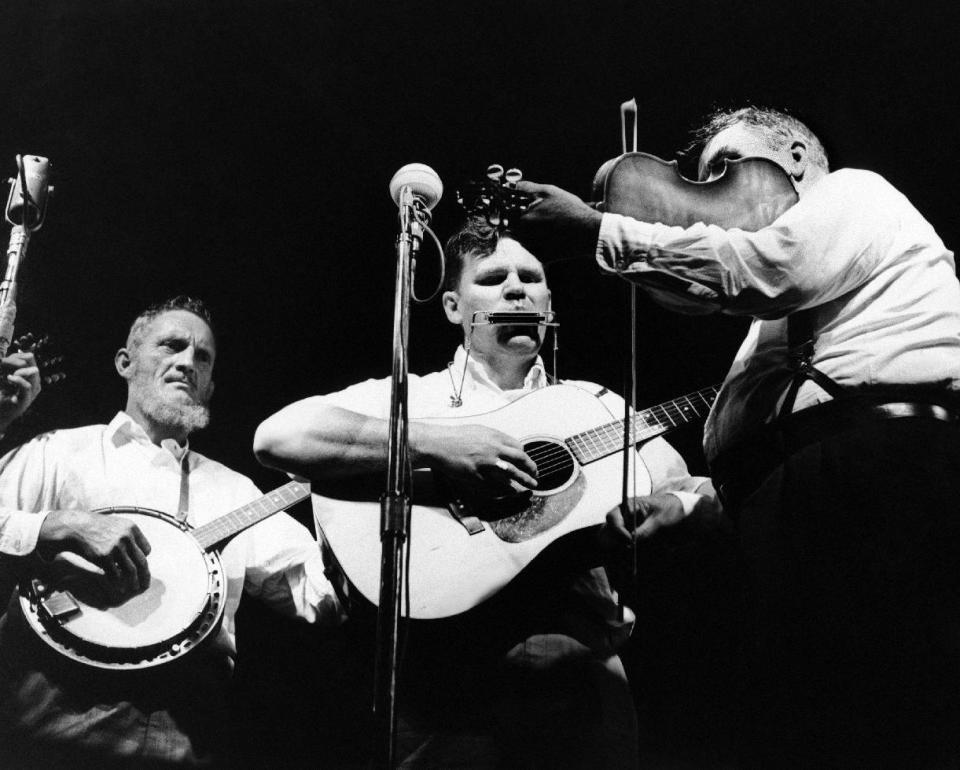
[191,480,311,550]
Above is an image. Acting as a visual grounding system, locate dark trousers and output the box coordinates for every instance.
[733,416,960,767]
[0,601,234,769]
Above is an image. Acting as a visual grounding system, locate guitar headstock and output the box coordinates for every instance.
[456,164,535,229]
[3,332,66,390]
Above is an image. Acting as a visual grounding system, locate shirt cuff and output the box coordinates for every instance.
[596,212,658,273]
[664,490,702,517]
[0,509,51,555]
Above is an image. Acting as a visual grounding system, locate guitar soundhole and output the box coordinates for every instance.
[525,440,576,493]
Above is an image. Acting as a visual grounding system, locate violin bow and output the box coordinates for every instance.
[618,98,641,609]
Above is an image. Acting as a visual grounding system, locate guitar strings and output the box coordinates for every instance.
[518,388,720,475]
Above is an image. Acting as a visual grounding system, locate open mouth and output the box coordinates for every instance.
[496,325,540,343]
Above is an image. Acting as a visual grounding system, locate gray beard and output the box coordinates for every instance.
[140,388,211,437]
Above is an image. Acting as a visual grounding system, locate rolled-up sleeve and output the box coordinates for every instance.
[239,509,346,627]
[0,437,56,556]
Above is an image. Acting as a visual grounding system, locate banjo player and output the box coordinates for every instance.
[0,295,344,768]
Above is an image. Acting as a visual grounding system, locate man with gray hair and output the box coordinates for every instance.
[0,295,343,768]
[513,106,960,765]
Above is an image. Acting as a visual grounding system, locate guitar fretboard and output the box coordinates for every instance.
[192,480,311,551]
[565,385,719,465]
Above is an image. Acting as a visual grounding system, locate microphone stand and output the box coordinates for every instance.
[374,184,422,768]
[0,224,31,357]
[0,155,51,357]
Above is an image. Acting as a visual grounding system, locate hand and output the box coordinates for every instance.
[0,351,41,434]
[38,510,152,601]
[417,423,538,493]
[512,180,603,261]
[599,493,688,550]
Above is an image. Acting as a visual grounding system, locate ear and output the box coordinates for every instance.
[788,140,808,180]
[114,348,132,379]
[442,290,462,325]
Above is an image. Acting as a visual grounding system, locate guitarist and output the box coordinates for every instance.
[0,296,344,768]
[254,217,721,768]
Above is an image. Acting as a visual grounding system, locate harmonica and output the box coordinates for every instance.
[471,311,557,327]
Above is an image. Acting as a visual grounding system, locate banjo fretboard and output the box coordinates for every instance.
[192,480,311,550]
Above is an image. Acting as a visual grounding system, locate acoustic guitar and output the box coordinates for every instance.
[315,382,717,620]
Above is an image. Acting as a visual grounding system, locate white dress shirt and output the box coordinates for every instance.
[596,168,960,459]
[0,412,342,660]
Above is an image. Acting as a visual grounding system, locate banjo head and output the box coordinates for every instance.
[20,507,225,670]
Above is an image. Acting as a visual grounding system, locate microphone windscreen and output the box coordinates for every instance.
[6,155,51,228]
[389,163,443,210]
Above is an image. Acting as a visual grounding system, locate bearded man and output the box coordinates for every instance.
[0,296,343,768]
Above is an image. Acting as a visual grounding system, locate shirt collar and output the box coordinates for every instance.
[451,345,549,396]
[107,411,191,462]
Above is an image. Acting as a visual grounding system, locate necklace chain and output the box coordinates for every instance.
[447,344,472,407]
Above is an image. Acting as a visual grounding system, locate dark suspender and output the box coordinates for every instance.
[778,309,846,419]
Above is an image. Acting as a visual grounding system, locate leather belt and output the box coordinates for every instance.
[711,395,959,511]
[867,402,954,422]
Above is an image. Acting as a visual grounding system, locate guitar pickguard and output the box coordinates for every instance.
[488,473,586,543]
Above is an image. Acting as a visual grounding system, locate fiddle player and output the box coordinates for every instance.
[512,106,960,765]
[0,296,343,768]
[253,216,721,768]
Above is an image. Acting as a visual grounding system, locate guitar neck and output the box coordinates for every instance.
[566,385,720,465]
[192,480,311,551]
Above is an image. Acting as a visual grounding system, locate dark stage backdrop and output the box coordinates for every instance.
[1,0,957,765]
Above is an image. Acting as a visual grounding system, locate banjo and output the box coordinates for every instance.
[19,480,310,670]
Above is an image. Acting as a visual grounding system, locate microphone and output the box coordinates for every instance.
[6,155,52,229]
[0,154,53,356]
[388,163,443,211]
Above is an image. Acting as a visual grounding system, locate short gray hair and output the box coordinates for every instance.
[125,295,214,350]
[689,106,829,172]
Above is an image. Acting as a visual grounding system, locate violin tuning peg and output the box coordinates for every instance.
[504,168,522,186]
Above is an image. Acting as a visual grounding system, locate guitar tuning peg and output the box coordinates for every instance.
[486,164,504,181]
[504,168,522,186]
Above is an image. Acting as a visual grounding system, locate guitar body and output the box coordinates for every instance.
[314,385,652,619]
[20,507,224,670]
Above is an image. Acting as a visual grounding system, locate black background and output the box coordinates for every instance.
[2,0,958,765]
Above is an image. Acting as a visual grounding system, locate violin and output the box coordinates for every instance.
[591,100,797,231]
[592,152,797,231]
[458,103,798,233]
